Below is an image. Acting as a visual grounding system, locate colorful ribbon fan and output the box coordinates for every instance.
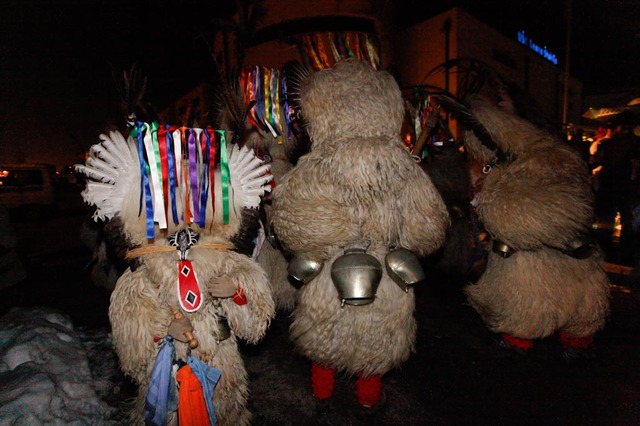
[410,90,455,152]
[241,66,285,139]
[75,123,272,239]
[299,32,381,71]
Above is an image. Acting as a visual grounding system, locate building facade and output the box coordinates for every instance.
[395,7,583,130]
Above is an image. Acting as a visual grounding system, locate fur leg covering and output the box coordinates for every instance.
[501,333,533,352]
[559,331,593,349]
[355,373,382,407]
[311,363,335,400]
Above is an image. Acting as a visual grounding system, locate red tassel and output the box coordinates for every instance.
[232,286,247,305]
[355,373,382,407]
[311,363,335,400]
[501,333,533,351]
[559,331,593,349]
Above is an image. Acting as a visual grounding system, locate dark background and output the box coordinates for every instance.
[2,0,639,168]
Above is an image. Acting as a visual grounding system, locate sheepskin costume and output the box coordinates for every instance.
[270,59,450,407]
[454,96,610,355]
[76,127,275,425]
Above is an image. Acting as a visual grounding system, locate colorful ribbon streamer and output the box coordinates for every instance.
[298,32,381,70]
[218,130,230,225]
[128,123,236,237]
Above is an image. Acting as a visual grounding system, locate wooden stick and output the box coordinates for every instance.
[172,310,199,349]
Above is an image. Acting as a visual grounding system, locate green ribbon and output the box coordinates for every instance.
[150,122,162,190]
[218,130,230,224]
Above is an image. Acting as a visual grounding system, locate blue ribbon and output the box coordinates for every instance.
[145,337,178,426]
[134,122,155,239]
[282,75,293,138]
[165,126,179,225]
[254,68,266,132]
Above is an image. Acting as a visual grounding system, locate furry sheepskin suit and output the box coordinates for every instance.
[77,131,275,426]
[458,96,610,355]
[111,239,273,425]
[270,59,450,406]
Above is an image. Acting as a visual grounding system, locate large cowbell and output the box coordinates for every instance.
[287,257,324,287]
[331,248,383,307]
[385,248,425,292]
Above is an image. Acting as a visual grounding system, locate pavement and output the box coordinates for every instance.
[2,192,639,425]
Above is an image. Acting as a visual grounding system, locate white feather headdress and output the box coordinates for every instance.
[228,143,272,209]
[75,131,138,222]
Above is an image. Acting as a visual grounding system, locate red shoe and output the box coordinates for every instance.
[559,332,596,363]
[311,363,335,400]
[499,333,533,353]
[558,331,593,350]
[355,373,382,407]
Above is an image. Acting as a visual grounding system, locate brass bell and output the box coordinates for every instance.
[331,248,382,306]
[288,256,324,286]
[385,248,425,292]
[492,240,515,258]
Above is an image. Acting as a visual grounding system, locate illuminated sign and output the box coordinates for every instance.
[517,30,558,65]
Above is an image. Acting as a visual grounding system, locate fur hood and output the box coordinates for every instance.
[462,95,558,166]
[300,59,405,151]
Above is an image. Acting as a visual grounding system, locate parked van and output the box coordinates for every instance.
[0,164,57,215]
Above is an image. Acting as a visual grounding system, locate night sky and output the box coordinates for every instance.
[1,0,232,168]
[2,0,638,168]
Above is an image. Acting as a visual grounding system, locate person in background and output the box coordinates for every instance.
[592,111,640,254]
[589,127,612,193]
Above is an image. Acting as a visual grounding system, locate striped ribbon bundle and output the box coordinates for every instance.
[129,122,231,239]
[240,66,284,139]
[412,89,433,139]
[299,32,381,71]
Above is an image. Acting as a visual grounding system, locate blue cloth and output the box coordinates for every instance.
[187,355,222,426]
[145,337,178,425]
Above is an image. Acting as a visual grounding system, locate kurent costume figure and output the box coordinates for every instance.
[446,95,610,358]
[76,126,275,425]
[270,59,450,408]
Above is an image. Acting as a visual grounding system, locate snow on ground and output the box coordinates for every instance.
[0,306,127,425]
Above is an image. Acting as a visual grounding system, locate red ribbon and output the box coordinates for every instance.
[313,33,332,69]
[207,129,216,230]
[302,34,324,71]
[242,67,261,131]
